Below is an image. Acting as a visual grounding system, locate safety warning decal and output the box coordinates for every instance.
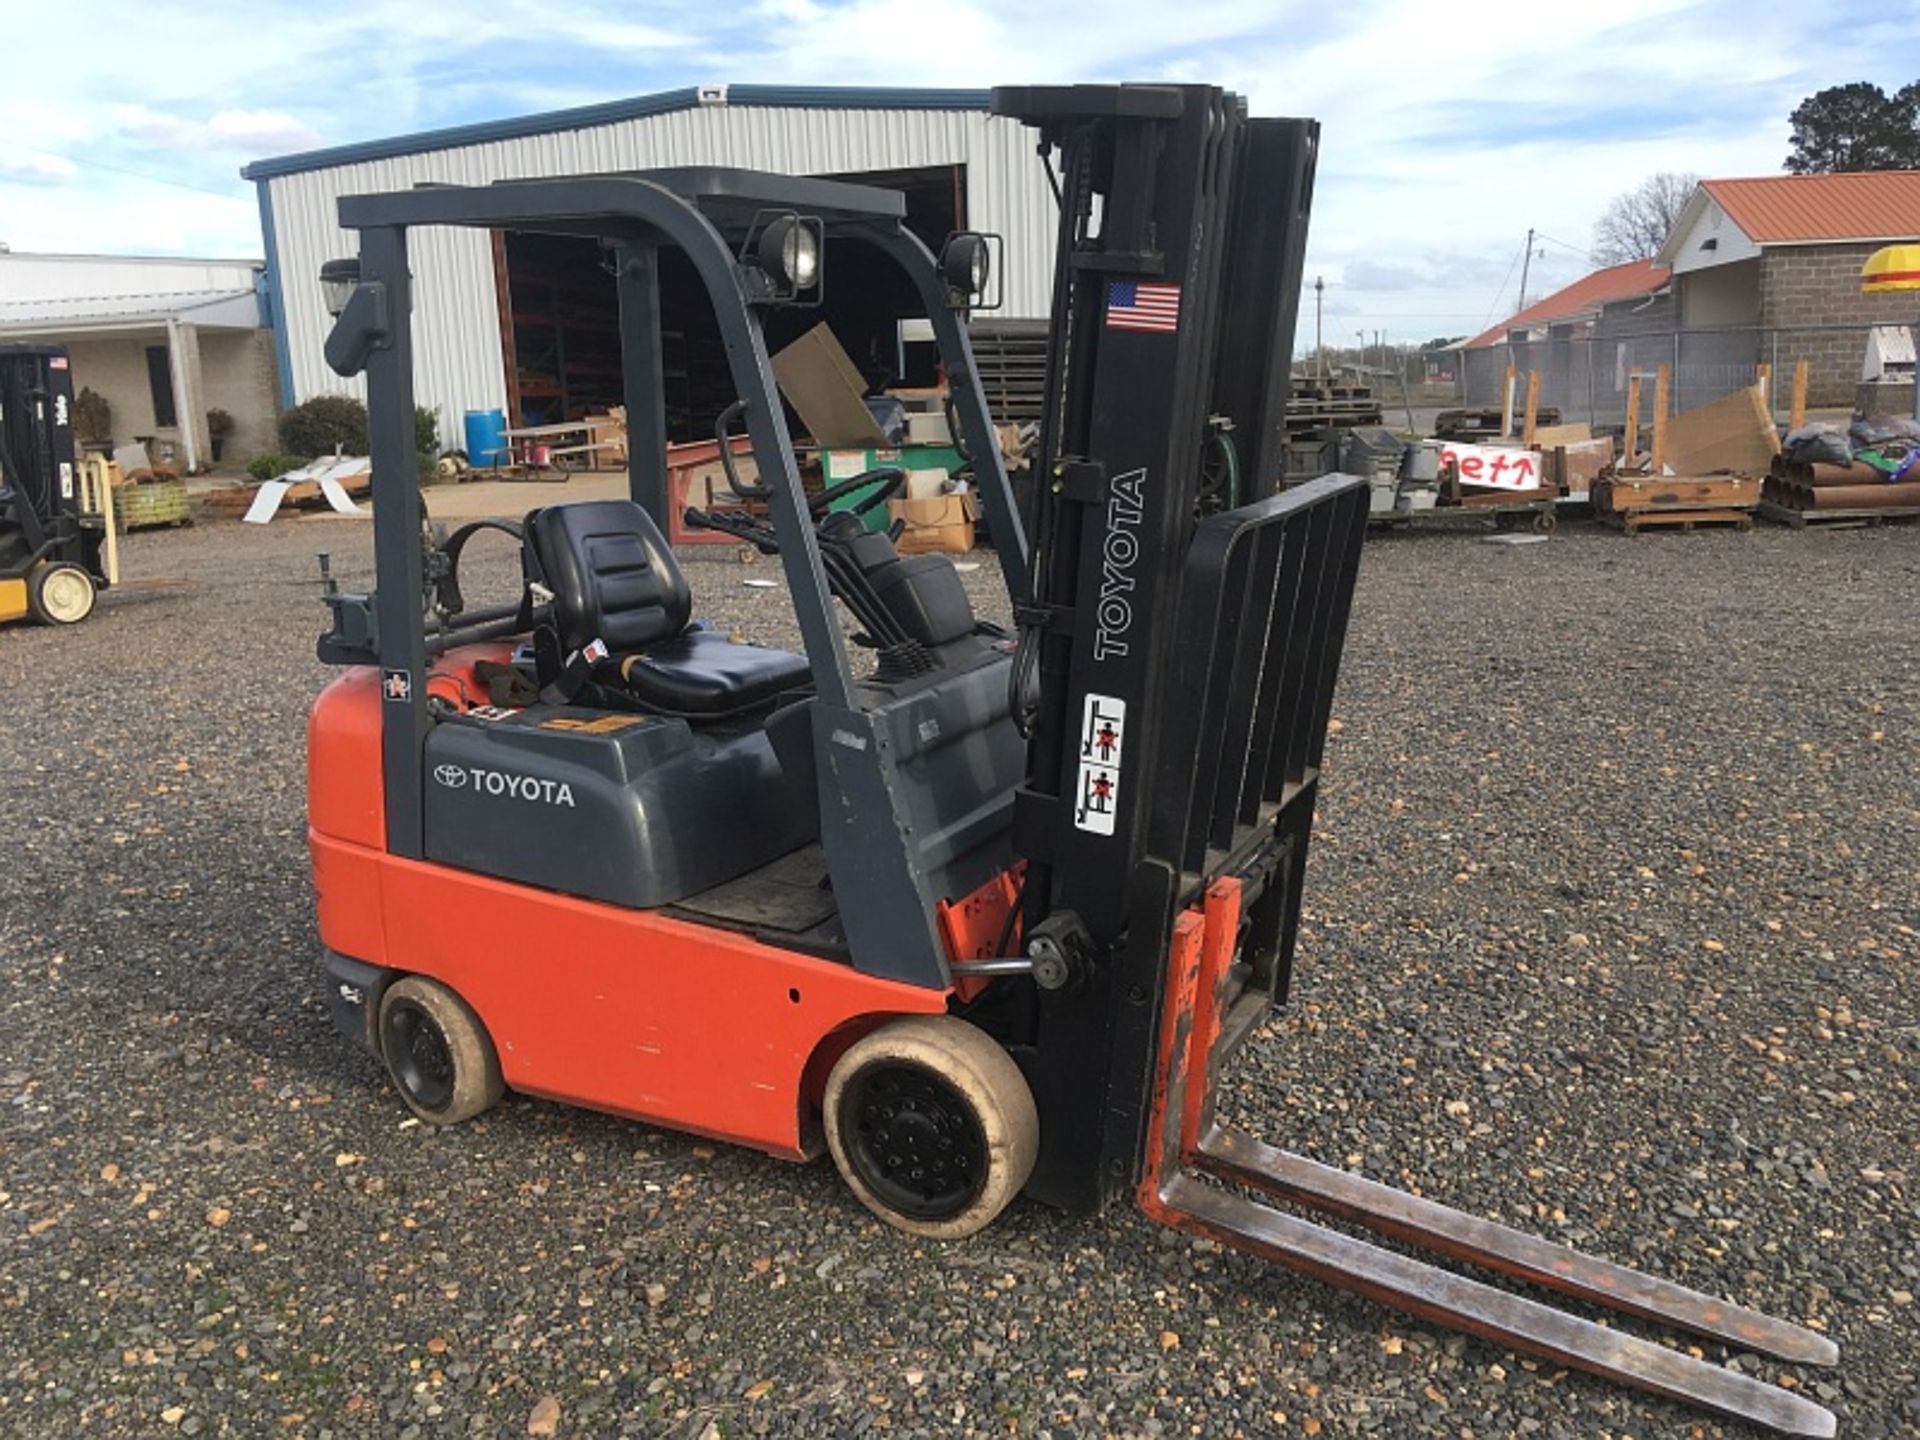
[382,669,412,702]
[1072,692,1126,836]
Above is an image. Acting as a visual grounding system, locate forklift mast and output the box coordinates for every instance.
[991,86,1366,1211]
[0,346,84,571]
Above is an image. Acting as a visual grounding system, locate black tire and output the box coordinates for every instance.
[823,1016,1038,1240]
[28,562,95,624]
[1533,509,1557,534]
[377,976,504,1125]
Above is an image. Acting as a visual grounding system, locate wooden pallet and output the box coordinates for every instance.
[1756,500,1920,529]
[1600,506,1753,534]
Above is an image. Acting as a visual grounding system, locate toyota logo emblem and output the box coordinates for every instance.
[433,763,468,788]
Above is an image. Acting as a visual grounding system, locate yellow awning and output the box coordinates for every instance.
[1860,244,1920,293]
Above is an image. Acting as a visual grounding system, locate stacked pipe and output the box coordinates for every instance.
[1763,455,1920,511]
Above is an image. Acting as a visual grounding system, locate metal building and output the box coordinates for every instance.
[244,84,1058,440]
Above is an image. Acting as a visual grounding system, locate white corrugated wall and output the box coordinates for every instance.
[263,106,1057,436]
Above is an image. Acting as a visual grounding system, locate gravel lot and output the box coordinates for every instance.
[2,507,1916,1439]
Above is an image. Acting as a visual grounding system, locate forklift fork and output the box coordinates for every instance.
[1138,878,1839,1439]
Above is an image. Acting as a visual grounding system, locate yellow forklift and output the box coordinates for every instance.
[1,344,117,626]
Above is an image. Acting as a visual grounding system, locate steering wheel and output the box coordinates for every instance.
[809,466,906,520]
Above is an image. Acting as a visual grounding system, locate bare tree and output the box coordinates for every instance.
[1592,172,1698,265]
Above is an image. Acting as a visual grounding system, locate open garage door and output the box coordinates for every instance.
[492,163,965,439]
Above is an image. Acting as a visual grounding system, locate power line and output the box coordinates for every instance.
[1477,241,1526,331]
[1534,231,1599,263]
[2,142,247,202]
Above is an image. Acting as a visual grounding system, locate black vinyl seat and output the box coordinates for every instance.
[525,499,809,715]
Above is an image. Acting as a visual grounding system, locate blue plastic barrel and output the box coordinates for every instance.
[463,408,507,469]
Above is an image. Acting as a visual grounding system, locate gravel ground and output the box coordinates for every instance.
[2,508,1916,1439]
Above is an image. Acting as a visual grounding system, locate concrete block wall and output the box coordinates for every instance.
[200,330,281,462]
[63,334,177,458]
[58,329,280,470]
[1760,244,1916,406]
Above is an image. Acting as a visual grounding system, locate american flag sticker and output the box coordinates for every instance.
[1106,280,1181,333]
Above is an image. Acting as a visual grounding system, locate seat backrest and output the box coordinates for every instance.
[526,500,692,653]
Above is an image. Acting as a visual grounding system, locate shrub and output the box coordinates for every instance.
[74,387,112,445]
[247,452,312,482]
[415,405,439,458]
[277,395,368,457]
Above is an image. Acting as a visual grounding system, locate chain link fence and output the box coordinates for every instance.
[1456,323,1914,430]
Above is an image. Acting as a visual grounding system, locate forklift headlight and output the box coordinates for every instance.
[938,232,1000,310]
[319,257,361,318]
[944,234,990,296]
[758,217,820,291]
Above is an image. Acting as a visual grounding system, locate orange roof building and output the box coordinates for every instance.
[1464,258,1669,348]
[1458,172,1920,411]
[1658,173,1920,260]
[1651,171,1920,404]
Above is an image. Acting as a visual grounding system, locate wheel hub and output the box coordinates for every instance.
[844,1063,987,1220]
[383,1003,454,1110]
[41,568,92,621]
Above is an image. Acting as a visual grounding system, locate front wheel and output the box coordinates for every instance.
[377,976,504,1125]
[823,1016,1038,1240]
[29,562,95,624]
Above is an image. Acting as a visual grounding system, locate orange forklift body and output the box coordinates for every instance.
[310,659,948,1160]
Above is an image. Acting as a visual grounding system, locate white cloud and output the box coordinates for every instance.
[0,0,1908,341]
[111,104,323,154]
[1,153,78,180]
[207,110,325,153]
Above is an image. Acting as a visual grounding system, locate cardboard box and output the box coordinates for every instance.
[1544,435,1616,497]
[1660,385,1780,478]
[887,493,978,555]
[770,322,890,447]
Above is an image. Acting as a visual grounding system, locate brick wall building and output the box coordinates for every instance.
[1659,174,1920,408]
[1756,242,1915,403]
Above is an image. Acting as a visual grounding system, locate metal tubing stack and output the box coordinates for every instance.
[1764,456,1920,514]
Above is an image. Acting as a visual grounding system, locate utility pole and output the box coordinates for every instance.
[1313,276,1325,378]
[1516,227,1536,313]
[1356,330,1366,373]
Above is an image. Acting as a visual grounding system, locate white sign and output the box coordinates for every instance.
[1072,692,1127,836]
[1438,441,1540,491]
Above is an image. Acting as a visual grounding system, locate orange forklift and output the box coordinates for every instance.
[306,86,1837,1435]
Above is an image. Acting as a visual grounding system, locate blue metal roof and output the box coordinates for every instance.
[241,84,995,181]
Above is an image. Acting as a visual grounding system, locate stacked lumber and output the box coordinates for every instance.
[202,465,374,520]
[968,320,1048,422]
[1434,405,1559,442]
[1287,379,1383,435]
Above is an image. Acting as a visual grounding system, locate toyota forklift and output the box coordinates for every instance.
[0,343,116,626]
[305,85,1837,1435]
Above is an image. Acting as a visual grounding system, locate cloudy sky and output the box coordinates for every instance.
[0,0,1909,344]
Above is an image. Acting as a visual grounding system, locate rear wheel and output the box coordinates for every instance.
[823,1016,1038,1239]
[377,976,504,1125]
[29,562,95,624]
